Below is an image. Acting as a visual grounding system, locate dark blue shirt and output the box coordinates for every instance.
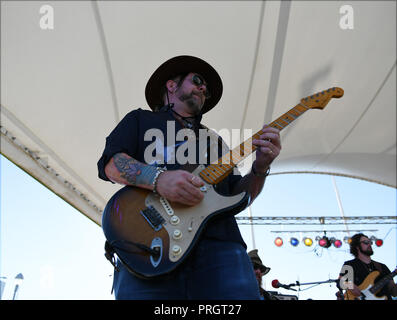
[97,107,247,247]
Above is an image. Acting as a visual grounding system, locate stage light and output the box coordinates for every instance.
[303,237,313,247]
[333,239,342,248]
[274,237,283,247]
[290,237,299,246]
[343,236,351,244]
[318,236,331,248]
[375,239,383,247]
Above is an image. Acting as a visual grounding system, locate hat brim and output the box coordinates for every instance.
[145,55,223,114]
[260,266,271,275]
[254,263,271,275]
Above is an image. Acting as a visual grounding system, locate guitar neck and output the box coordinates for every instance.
[369,270,397,294]
[199,102,311,184]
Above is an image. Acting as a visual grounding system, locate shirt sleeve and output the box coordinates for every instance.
[97,110,141,182]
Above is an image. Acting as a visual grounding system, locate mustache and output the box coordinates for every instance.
[192,90,205,100]
[179,92,202,101]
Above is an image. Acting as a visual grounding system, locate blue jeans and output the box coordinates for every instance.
[112,238,261,300]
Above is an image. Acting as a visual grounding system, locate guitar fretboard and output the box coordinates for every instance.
[199,102,310,184]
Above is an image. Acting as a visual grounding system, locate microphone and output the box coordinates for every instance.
[271,279,296,291]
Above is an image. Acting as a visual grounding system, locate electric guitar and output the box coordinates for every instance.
[344,267,397,300]
[102,87,344,278]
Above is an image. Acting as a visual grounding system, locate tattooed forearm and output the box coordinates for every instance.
[113,153,157,187]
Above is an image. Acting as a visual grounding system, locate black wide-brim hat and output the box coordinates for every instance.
[145,55,223,114]
[248,249,271,275]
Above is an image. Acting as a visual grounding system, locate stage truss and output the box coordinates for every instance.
[236,216,397,225]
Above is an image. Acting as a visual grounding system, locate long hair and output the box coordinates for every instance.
[350,233,368,257]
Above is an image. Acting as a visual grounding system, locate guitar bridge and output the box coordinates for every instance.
[140,206,165,231]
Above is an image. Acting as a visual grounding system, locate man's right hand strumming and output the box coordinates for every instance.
[156,170,205,206]
[105,152,205,206]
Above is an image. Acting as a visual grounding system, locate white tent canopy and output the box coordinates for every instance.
[1,1,396,225]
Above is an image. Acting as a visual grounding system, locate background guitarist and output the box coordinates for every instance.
[337,233,397,300]
[97,55,282,299]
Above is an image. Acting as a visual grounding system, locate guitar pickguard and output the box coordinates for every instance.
[145,165,247,262]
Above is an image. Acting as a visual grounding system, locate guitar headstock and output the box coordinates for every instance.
[301,87,344,110]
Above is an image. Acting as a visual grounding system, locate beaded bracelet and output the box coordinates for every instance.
[152,167,166,196]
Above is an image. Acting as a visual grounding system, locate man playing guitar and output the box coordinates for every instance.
[338,233,397,300]
[98,55,281,299]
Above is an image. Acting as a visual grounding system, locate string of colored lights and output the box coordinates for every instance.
[271,234,384,248]
[237,216,395,248]
[269,229,378,233]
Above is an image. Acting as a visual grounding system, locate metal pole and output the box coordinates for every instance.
[331,176,350,236]
[248,206,256,249]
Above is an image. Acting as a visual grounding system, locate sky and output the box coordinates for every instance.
[0,154,396,300]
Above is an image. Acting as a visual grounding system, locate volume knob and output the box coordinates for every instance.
[170,215,180,225]
[173,229,182,240]
[172,245,182,255]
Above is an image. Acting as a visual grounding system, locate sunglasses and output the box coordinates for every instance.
[191,74,211,99]
[360,240,373,245]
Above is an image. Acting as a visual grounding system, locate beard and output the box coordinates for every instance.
[360,247,374,256]
[178,91,203,115]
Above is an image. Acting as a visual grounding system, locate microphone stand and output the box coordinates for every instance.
[283,278,342,298]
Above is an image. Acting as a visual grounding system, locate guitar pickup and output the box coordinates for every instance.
[140,206,165,231]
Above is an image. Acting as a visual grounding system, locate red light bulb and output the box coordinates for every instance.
[333,240,342,248]
[274,237,283,247]
[319,236,331,248]
[375,239,383,247]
